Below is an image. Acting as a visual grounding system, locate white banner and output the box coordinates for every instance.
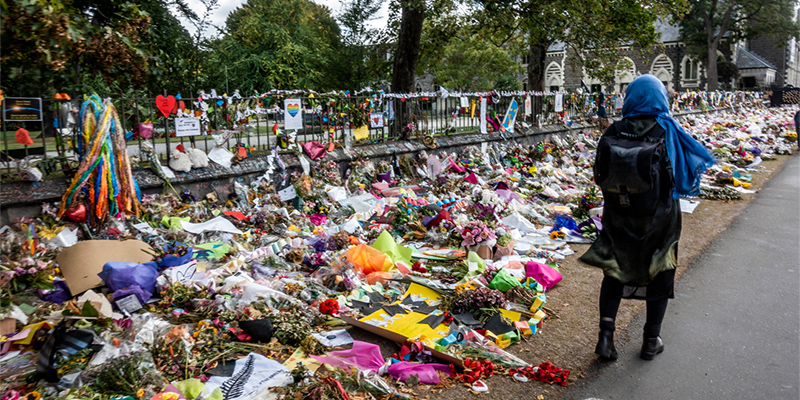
[554,93,564,112]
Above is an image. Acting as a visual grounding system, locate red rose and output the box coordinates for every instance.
[319,299,340,315]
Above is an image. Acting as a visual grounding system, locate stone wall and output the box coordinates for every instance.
[0,123,593,225]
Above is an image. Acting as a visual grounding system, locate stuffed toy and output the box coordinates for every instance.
[168,148,192,172]
[186,147,209,168]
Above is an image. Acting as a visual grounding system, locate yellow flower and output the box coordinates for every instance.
[137,389,145,398]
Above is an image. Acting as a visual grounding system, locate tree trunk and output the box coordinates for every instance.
[390,1,425,138]
[706,44,719,91]
[391,1,425,93]
[527,41,547,91]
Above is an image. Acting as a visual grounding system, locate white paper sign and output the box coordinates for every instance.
[525,95,532,116]
[175,118,201,137]
[460,97,469,108]
[614,96,623,110]
[299,155,310,175]
[279,186,297,202]
[284,98,303,130]
[679,199,699,214]
[426,155,441,177]
[554,93,564,112]
[208,146,234,169]
[481,142,487,154]
[180,216,243,234]
[369,113,383,128]
[480,97,488,134]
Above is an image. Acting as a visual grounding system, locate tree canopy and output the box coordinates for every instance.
[0,0,196,96]
[677,0,800,90]
[205,0,342,93]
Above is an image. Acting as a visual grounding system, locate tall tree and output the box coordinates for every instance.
[208,0,342,92]
[677,0,800,91]
[390,0,426,94]
[417,14,523,91]
[0,0,196,95]
[337,0,385,89]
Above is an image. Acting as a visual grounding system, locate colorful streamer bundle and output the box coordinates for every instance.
[58,95,141,225]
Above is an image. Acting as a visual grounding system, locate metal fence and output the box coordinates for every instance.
[0,90,761,183]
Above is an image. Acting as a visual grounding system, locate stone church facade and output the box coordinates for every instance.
[524,20,798,93]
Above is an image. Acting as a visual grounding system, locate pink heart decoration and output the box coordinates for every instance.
[155,95,177,118]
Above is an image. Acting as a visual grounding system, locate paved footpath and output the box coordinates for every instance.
[567,154,800,400]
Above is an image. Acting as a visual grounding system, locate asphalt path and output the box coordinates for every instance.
[567,153,800,400]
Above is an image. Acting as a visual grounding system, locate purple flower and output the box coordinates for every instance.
[14,267,26,275]
[27,268,37,275]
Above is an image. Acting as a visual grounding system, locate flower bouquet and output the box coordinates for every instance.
[493,230,515,261]
[375,160,392,183]
[457,221,497,260]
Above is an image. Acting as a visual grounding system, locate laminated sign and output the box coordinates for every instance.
[175,117,201,137]
[284,98,303,130]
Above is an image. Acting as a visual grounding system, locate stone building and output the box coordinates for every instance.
[523,19,799,93]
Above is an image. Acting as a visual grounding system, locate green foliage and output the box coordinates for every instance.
[419,13,523,91]
[677,0,800,90]
[335,0,388,89]
[206,0,342,92]
[0,0,196,96]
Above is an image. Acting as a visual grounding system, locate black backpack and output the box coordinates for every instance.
[594,120,673,214]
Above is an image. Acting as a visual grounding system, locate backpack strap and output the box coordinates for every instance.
[610,119,665,141]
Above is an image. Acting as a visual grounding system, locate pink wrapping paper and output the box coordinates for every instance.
[310,340,385,372]
[387,361,452,384]
[525,261,563,291]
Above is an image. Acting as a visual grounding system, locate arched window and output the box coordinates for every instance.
[615,57,637,93]
[684,58,699,80]
[680,56,702,88]
[650,54,674,90]
[545,62,564,92]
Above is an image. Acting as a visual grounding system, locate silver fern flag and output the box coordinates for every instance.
[205,353,292,400]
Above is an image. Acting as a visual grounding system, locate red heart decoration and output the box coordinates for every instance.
[155,95,177,118]
[65,203,87,223]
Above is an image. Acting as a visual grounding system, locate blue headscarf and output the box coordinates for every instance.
[622,74,716,198]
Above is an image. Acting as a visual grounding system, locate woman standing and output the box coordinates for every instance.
[580,74,715,361]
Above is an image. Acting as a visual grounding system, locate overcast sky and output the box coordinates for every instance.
[180,0,389,37]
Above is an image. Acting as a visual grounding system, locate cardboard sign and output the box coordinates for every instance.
[284,98,303,130]
[55,239,153,296]
[3,98,42,121]
[460,97,469,108]
[175,117,201,137]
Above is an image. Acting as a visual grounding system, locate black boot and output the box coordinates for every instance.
[595,330,618,361]
[640,336,664,360]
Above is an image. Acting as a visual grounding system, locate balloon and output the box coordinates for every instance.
[65,203,87,223]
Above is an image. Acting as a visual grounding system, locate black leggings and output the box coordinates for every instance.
[599,276,669,338]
